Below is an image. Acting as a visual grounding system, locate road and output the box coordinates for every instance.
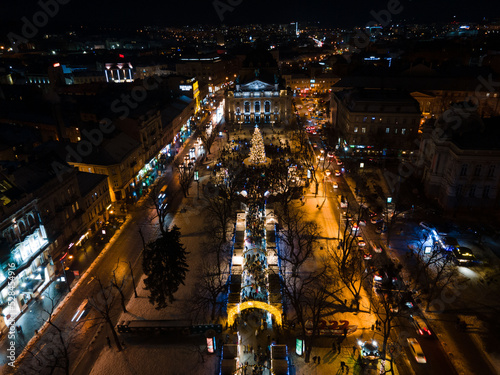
[303,129,461,375]
[10,96,225,375]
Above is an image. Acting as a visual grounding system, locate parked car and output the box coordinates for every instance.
[452,246,476,266]
[407,338,427,363]
[363,252,373,261]
[410,315,431,336]
[335,170,341,177]
[371,217,384,225]
[356,236,366,247]
[332,182,338,189]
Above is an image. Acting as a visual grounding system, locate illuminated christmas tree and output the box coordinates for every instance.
[249,125,267,164]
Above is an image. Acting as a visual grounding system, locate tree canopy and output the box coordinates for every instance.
[142,225,189,309]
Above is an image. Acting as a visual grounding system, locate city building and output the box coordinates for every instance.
[225,75,292,126]
[283,72,339,94]
[333,72,500,122]
[176,54,228,94]
[419,109,500,211]
[331,88,421,155]
[225,48,292,127]
[0,185,52,331]
[76,172,111,238]
[67,131,143,203]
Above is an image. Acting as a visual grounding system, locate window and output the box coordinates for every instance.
[460,164,468,177]
[386,128,390,134]
[483,186,490,198]
[469,185,476,198]
[264,101,271,113]
[474,165,482,177]
[354,127,358,133]
[363,117,367,122]
[362,127,366,134]
[456,185,463,196]
[395,129,398,134]
[402,128,406,135]
[244,102,250,113]
[488,165,495,178]
[254,101,261,113]
[236,107,241,114]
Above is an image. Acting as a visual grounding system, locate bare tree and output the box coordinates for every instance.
[198,123,219,155]
[147,182,169,235]
[371,290,401,375]
[187,257,229,323]
[13,295,81,375]
[405,228,459,311]
[279,260,343,363]
[203,180,237,243]
[111,261,128,314]
[330,245,374,311]
[89,277,123,352]
[174,160,195,198]
[275,204,320,276]
[267,160,302,215]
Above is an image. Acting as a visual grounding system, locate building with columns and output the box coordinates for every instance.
[419,109,500,212]
[225,76,292,126]
[225,47,292,127]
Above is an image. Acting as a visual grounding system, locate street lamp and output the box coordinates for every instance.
[60,256,71,292]
[194,170,200,199]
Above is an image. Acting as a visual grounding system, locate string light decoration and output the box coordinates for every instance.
[249,125,267,165]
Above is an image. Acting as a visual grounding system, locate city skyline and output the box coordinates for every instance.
[0,0,498,35]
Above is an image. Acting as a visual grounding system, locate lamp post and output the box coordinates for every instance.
[194,170,200,199]
[122,260,138,298]
[60,257,71,292]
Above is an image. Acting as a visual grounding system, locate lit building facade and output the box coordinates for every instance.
[331,89,421,154]
[225,78,292,126]
[419,111,500,211]
[0,195,53,331]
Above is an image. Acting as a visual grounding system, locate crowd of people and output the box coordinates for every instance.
[241,204,269,304]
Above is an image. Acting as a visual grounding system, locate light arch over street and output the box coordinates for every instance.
[227,300,282,327]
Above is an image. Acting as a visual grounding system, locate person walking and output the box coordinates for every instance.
[352,345,357,355]
[340,361,345,372]
[312,356,317,364]
[317,356,321,364]
[106,336,112,348]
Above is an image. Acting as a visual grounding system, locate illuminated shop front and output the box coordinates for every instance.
[0,224,54,327]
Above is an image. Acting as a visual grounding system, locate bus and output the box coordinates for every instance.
[158,184,168,210]
[339,195,348,208]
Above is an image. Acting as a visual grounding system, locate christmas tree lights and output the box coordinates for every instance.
[249,125,267,165]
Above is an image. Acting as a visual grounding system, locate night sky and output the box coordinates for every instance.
[0,0,498,33]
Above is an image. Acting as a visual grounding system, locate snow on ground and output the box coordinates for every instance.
[90,345,218,375]
[90,193,222,374]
